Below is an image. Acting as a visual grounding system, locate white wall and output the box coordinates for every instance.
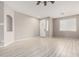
[0,1,40,47]
[15,12,40,40]
[48,17,53,37]
[0,2,4,46]
[4,3,15,46]
[0,2,4,44]
[0,2,15,47]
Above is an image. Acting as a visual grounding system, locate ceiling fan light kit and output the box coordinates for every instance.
[36,1,55,6]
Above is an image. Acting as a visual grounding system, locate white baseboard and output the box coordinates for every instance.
[15,37,34,41]
[15,37,40,42]
[4,40,14,47]
[0,37,40,47]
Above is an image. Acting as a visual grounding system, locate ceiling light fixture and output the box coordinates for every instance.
[36,1,55,6]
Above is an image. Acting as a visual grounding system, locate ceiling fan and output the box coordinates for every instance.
[36,1,55,6]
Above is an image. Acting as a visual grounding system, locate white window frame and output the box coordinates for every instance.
[60,17,77,31]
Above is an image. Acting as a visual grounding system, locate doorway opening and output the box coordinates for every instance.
[40,18,49,37]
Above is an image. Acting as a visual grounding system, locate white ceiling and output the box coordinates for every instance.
[5,1,79,18]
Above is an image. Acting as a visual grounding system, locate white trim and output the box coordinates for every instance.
[15,37,40,42]
[4,40,14,47]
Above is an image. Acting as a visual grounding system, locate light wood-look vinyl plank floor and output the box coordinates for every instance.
[0,37,79,57]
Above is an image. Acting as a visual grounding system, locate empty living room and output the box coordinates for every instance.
[0,0,79,58]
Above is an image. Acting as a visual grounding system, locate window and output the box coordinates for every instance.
[60,17,76,31]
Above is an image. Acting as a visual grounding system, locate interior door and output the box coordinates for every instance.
[40,19,49,37]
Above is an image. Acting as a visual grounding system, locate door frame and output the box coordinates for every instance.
[40,17,49,37]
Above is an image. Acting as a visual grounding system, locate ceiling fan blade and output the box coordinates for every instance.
[36,1,41,5]
[50,1,55,4]
[44,1,47,6]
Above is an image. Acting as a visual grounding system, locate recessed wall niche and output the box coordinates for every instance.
[6,15,13,32]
